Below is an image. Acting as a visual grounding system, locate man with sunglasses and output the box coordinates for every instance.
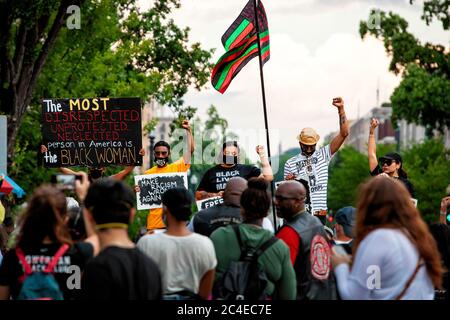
[284,97,349,223]
[275,180,337,300]
[368,118,415,197]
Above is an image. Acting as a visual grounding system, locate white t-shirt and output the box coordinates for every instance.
[284,145,332,212]
[334,228,435,300]
[137,232,217,295]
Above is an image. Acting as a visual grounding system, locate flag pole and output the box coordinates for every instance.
[252,0,278,231]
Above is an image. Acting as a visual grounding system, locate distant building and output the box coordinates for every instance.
[345,104,449,153]
[345,106,395,153]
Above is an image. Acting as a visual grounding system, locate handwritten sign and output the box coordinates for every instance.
[135,173,188,210]
[41,98,142,167]
[196,196,224,211]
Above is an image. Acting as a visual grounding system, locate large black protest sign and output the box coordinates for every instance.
[135,173,188,210]
[41,98,142,167]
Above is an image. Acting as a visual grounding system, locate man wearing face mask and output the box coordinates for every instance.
[140,120,194,233]
[284,97,349,223]
[195,141,273,200]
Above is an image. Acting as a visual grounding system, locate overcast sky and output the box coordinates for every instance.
[141,0,449,159]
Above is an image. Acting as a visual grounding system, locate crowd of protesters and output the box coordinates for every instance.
[0,97,448,300]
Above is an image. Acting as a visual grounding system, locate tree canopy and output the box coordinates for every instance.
[1,0,213,198]
[0,0,213,161]
[359,1,449,134]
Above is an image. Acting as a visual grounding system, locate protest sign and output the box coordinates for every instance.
[135,172,188,210]
[41,97,142,167]
[196,196,224,211]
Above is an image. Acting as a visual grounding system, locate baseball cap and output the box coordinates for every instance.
[379,152,402,164]
[334,206,356,238]
[297,127,320,145]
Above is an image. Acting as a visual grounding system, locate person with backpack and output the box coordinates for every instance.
[210,178,296,300]
[188,177,274,237]
[275,180,337,300]
[0,185,93,300]
[137,187,216,300]
[75,173,162,300]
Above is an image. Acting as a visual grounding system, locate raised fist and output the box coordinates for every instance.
[181,120,191,131]
[370,118,379,133]
[332,97,344,108]
[256,145,265,156]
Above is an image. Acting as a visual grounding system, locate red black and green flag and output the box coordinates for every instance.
[211,0,270,94]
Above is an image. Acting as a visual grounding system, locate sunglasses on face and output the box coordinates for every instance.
[275,195,306,202]
[381,159,396,166]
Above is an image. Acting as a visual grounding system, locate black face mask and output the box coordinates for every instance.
[223,155,238,165]
[300,144,316,157]
[155,157,169,167]
[89,169,103,180]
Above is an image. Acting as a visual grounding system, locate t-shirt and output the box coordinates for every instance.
[0,242,93,300]
[334,228,434,300]
[197,164,261,194]
[144,158,190,230]
[284,145,333,213]
[81,246,161,300]
[210,223,296,300]
[370,167,415,197]
[137,233,217,295]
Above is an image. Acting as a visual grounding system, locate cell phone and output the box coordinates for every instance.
[51,174,81,191]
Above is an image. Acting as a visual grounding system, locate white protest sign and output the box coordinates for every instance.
[134,172,188,210]
[196,196,224,211]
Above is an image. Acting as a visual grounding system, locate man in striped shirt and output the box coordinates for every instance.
[284,97,349,223]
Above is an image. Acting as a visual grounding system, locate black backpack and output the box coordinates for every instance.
[214,224,278,300]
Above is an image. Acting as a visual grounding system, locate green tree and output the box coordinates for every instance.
[1,0,213,166]
[359,2,449,135]
[3,0,213,197]
[327,146,371,212]
[327,140,450,223]
[402,138,450,222]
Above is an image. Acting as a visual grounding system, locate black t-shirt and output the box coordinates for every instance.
[81,246,161,300]
[193,204,242,237]
[370,167,415,198]
[0,242,93,300]
[197,164,261,193]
